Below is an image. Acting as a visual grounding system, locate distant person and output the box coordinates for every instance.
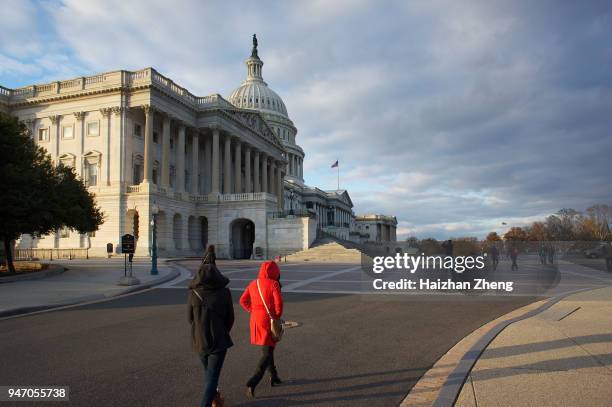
[604,243,612,272]
[202,245,216,265]
[510,247,519,271]
[240,261,284,399]
[443,240,453,257]
[538,244,547,265]
[547,244,555,264]
[188,263,234,407]
[488,245,499,270]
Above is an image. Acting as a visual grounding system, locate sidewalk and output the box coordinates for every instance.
[456,285,612,407]
[0,258,180,317]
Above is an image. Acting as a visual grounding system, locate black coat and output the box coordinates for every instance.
[188,264,234,355]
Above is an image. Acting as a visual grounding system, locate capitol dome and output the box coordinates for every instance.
[228,35,289,118]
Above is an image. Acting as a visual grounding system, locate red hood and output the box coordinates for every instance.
[258,261,280,281]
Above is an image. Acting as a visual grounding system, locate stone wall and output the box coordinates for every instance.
[267,216,316,258]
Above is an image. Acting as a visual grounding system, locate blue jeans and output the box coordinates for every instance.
[199,350,227,407]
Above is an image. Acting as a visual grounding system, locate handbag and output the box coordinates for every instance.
[256,279,284,342]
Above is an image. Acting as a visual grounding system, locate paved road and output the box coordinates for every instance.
[1,258,609,406]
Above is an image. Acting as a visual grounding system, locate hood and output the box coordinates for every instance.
[189,264,229,291]
[257,261,280,281]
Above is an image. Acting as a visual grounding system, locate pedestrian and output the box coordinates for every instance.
[547,244,555,264]
[538,243,547,265]
[202,244,216,265]
[510,246,519,271]
[603,243,612,272]
[188,263,234,407]
[240,261,284,399]
[488,245,499,270]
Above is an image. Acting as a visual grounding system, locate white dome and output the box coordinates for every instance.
[229,79,288,118]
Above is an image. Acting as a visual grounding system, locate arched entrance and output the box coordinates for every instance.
[230,218,255,259]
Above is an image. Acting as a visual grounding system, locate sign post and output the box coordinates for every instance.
[117,234,140,286]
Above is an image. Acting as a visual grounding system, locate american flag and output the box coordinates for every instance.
[331,160,338,168]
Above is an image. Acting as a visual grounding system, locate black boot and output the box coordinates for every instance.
[269,366,283,387]
[246,386,255,399]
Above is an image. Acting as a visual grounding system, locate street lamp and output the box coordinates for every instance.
[289,190,295,216]
[150,203,159,275]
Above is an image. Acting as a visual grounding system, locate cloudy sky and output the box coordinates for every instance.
[2,0,611,239]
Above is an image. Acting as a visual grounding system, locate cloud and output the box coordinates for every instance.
[2,0,611,240]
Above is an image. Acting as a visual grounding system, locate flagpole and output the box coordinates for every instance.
[337,164,340,190]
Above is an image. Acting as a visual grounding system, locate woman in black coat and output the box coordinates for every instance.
[188,263,234,407]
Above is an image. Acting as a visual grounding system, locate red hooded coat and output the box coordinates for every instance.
[239,261,283,347]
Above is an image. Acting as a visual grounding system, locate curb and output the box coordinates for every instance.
[400,285,610,407]
[0,265,66,283]
[0,265,181,319]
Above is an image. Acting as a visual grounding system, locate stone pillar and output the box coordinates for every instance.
[176,124,186,193]
[261,154,268,193]
[161,115,171,188]
[245,146,252,193]
[234,140,242,193]
[143,105,153,183]
[224,136,231,194]
[204,135,212,193]
[253,151,260,193]
[100,109,112,185]
[191,133,199,194]
[211,128,220,194]
[277,166,284,211]
[49,115,60,163]
[269,160,276,195]
[74,111,86,176]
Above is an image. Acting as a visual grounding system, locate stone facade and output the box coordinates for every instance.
[351,214,398,243]
[0,37,396,259]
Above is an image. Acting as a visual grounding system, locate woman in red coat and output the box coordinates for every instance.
[239,261,283,398]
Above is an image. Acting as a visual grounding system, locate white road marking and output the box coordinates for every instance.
[281,266,362,290]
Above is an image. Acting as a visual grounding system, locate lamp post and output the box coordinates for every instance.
[289,190,295,216]
[150,203,159,275]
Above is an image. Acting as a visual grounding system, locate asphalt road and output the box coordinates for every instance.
[2,257,609,407]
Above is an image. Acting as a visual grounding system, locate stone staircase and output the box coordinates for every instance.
[284,237,364,263]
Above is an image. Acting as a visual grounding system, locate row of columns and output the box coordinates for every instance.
[312,203,352,228]
[287,152,303,179]
[141,106,285,209]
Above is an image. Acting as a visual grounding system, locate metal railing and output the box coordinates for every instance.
[15,248,89,261]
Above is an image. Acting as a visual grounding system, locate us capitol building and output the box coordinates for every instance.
[0,36,397,259]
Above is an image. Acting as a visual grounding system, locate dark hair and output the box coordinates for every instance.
[207,245,215,253]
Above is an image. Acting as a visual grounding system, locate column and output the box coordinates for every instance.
[245,146,252,193]
[234,140,242,193]
[74,111,85,176]
[204,135,212,193]
[176,124,186,193]
[253,151,260,193]
[269,160,276,195]
[143,105,153,183]
[100,109,112,185]
[277,166,284,210]
[223,136,231,194]
[261,154,268,193]
[191,133,199,194]
[211,128,220,193]
[49,115,60,162]
[161,115,171,188]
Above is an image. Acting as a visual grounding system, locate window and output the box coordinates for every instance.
[62,125,74,139]
[133,155,144,184]
[152,161,159,185]
[38,128,49,142]
[134,123,142,138]
[185,170,190,191]
[60,226,70,238]
[86,122,99,137]
[170,136,174,149]
[58,153,76,168]
[153,131,159,143]
[84,161,98,186]
[88,230,96,238]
